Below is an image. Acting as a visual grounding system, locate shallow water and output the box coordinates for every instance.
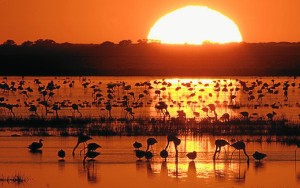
[0,135,299,188]
[0,76,299,122]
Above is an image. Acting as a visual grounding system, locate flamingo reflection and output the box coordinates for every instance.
[160,161,168,177]
[187,161,197,178]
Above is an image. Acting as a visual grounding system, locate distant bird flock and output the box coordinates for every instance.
[0,76,299,124]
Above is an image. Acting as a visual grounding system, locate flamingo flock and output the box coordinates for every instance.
[132,136,271,164]
[0,76,299,126]
[25,133,300,170]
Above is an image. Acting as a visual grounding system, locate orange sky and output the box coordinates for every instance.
[1,0,300,44]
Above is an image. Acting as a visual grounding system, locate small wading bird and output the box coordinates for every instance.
[58,149,66,160]
[213,139,229,160]
[230,141,249,163]
[28,139,43,151]
[72,133,92,155]
[186,151,197,160]
[252,151,267,162]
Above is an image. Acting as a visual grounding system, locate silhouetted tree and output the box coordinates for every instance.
[34,39,56,47]
[137,39,148,45]
[119,40,132,46]
[100,41,115,47]
[2,39,16,46]
[21,41,34,47]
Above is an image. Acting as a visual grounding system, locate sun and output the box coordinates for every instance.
[147,6,242,45]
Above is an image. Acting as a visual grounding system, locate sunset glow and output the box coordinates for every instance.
[148,6,242,44]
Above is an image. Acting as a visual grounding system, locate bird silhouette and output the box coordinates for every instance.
[58,149,66,160]
[145,151,153,160]
[186,151,197,160]
[252,151,267,162]
[72,133,92,155]
[87,143,101,151]
[146,138,157,151]
[213,139,229,160]
[230,141,249,163]
[83,151,100,163]
[28,139,43,151]
[165,133,177,149]
[133,141,142,150]
[160,149,168,161]
[135,150,146,160]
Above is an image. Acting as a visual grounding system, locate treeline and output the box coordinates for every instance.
[0,39,300,76]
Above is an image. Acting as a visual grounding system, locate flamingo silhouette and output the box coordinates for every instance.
[133,141,142,150]
[135,150,146,160]
[230,141,249,163]
[72,133,92,155]
[83,151,100,163]
[165,133,177,149]
[146,138,157,151]
[213,139,229,160]
[145,151,153,160]
[160,149,168,161]
[80,143,101,154]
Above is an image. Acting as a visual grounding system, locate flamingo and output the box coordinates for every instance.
[72,133,92,155]
[213,139,229,160]
[165,133,177,149]
[160,149,168,161]
[146,138,157,151]
[80,142,101,155]
[58,149,66,160]
[83,151,100,163]
[230,141,249,163]
[133,141,142,150]
[252,151,267,162]
[28,139,43,151]
[186,151,197,160]
[145,151,153,160]
[135,150,146,160]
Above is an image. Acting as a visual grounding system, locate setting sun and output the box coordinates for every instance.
[148,6,243,44]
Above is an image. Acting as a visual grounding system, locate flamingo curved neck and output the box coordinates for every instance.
[72,142,80,155]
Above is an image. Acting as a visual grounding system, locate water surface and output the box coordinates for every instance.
[0,135,299,187]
